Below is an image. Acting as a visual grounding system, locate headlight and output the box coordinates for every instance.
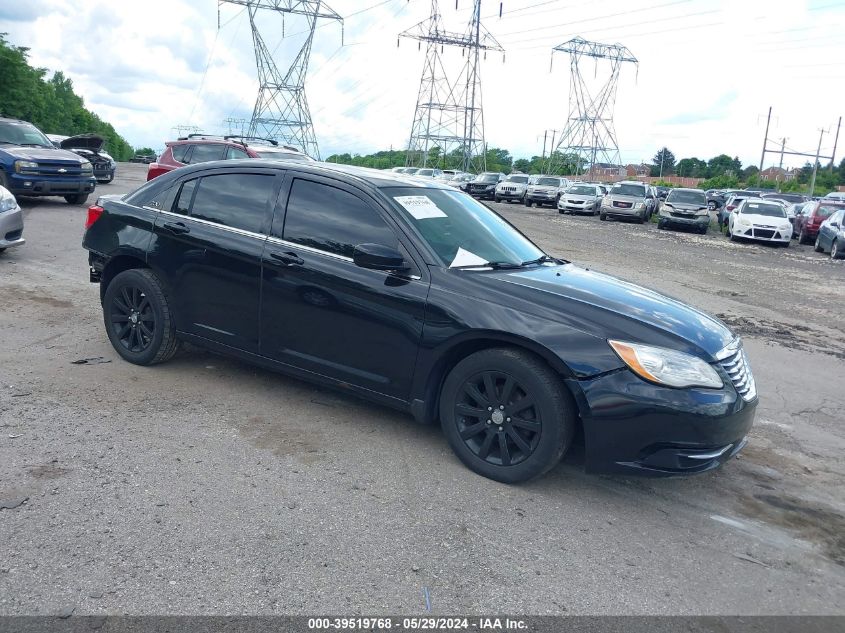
[634,202,644,209]
[80,161,93,173]
[608,340,723,389]
[14,160,38,174]
[0,189,17,212]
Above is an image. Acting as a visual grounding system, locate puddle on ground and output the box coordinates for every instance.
[235,415,326,465]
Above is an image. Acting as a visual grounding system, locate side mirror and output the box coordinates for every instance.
[353,243,409,272]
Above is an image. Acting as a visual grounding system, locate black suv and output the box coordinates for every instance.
[83,161,757,482]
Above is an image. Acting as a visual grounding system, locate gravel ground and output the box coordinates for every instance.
[1,164,844,616]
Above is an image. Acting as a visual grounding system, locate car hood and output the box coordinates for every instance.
[564,193,598,200]
[470,263,734,359]
[607,194,646,202]
[528,185,559,193]
[1,146,86,163]
[663,202,708,212]
[497,181,527,188]
[60,134,105,152]
[739,213,790,225]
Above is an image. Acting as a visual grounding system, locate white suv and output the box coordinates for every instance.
[494,174,530,203]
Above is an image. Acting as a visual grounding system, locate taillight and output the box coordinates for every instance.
[727,205,736,211]
[85,205,104,229]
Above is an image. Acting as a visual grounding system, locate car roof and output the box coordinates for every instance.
[167,159,456,190]
[668,188,705,193]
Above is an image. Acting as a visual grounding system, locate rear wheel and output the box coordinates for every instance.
[814,236,824,253]
[64,193,89,205]
[440,348,575,483]
[599,212,607,221]
[832,240,844,259]
[657,220,666,230]
[103,269,180,366]
[494,195,502,203]
[524,198,532,207]
[798,228,809,244]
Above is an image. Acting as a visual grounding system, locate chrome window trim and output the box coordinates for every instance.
[266,235,353,263]
[157,208,267,241]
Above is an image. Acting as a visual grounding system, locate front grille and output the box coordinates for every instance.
[567,199,584,204]
[718,345,756,402]
[754,229,775,239]
[500,186,518,192]
[613,201,632,208]
[31,162,85,177]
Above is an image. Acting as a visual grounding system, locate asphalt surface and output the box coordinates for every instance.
[1,164,844,616]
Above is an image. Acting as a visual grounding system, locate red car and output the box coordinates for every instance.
[795,200,845,244]
[146,135,313,181]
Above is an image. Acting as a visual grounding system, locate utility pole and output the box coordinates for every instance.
[778,138,787,169]
[541,130,548,162]
[808,128,826,199]
[759,106,772,173]
[659,149,665,179]
[401,0,504,173]
[219,0,343,159]
[830,116,841,172]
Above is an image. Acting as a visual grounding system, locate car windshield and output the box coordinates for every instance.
[741,202,786,218]
[475,174,499,183]
[387,187,545,268]
[505,175,529,183]
[611,184,646,197]
[569,185,597,195]
[666,190,707,205]
[405,168,420,175]
[254,150,311,161]
[0,121,54,148]
[537,178,560,187]
[417,169,434,176]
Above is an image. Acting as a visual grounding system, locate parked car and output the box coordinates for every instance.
[814,207,845,259]
[557,183,603,215]
[718,193,759,231]
[412,168,443,179]
[82,160,757,482]
[466,172,505,199]
[525,176,565,208]
[0,116,97,205]
[727,199,792,247]
[823,191,845,202]
[655,186,670,200]
[390,167,407,173]
[448,173,474,192]
[494,174,530,203]
[47,134,117,184]
[761,192,807,206]
[600,181,653,223]
[146,135,312,181]
[403,167,421,176]
[761,198,798,235]
[0,184,25,252]
[131,153,157,164]
[657,188,710,234]
[795,200,845,244]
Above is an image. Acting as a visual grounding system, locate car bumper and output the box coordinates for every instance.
[660,213,710,228]
[560,200,598,212]
[468,188,496,198]
[94,167,116,182]
[528,193,558,202]
[569,368,756,476]
[7,173,96,197]
[732,225,791,243]
[0,205,25,249]
[601,205,643,217]
[496,191,524,199]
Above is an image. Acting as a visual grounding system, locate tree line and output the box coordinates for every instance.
[0,34,135,161]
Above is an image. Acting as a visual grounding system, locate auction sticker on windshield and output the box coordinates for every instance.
[394,195,447,220]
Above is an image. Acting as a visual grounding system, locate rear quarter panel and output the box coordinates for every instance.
[82,199,157,262]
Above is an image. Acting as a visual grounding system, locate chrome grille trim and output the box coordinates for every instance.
[715,339,756,402]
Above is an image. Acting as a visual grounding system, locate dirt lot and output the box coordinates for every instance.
[1,163,844,615]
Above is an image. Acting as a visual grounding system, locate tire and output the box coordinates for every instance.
[494,196,501,203]
[637,211,645,224]
[599,212,607,221]
[781,239,789,248]
[832,240,844,260]
[798,228,809,245]
[65,193,89,205]
[657,220,666,230]
[524,198,532,207]
[439,347,575,483]
[814,236,824,253]
[102,269,180,366]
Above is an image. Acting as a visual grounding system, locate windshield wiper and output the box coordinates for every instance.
[452,261,524,270]
[520,255,558,266]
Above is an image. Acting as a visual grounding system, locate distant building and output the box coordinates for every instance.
[760,167,796,182]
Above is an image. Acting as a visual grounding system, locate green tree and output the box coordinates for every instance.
[650,147,676,177]
[706,154,742,178]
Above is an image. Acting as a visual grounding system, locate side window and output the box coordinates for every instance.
[226,146,249,160]
[280,179,398,258]
[186,143,225,164]
[188,173,276,233]
[143,185,175,210]
[171,144,190,163]
[173,179,198,216]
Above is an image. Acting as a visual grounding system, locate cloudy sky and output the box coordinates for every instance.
[2,0,843,168]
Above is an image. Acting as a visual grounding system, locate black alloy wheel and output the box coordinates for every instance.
[110,285,155,354]
[440,348,575,483]
[103,269,180,365]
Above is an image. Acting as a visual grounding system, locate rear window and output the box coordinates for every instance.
[816,205,841,218]
[170,144,190,163]
[666,190,707,205]
[186,143,225,164]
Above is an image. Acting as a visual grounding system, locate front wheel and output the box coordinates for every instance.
[103,268,180,366]
[798,229,809,245]
[599,212,607,221]
[439,348,575,483]
[814,236,824,253]
[832,240,844,259]
[494,196,502,203]
[65,193,89,205]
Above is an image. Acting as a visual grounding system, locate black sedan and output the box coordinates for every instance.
[82,162,757,483]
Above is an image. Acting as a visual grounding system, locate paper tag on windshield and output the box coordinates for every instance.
[450,247,488,268]
[394,195,447,220]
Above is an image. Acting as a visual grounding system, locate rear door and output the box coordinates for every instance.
[148,168,281,353]
[259,173,430,401]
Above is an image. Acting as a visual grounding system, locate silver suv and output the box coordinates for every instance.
[525,176,568,208]
[494,174,530,203]
[600,181,654,223]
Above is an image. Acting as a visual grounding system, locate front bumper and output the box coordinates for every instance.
[602,204,644,217]
[468,186,497,199]
[0,205,25,249]
[732,224,791,243]
[8,173,96,197]
[496,189,525,199]
[94,167,116,182]
[569,368,757,476]
[560,199,598,213]
[659,212,710,228]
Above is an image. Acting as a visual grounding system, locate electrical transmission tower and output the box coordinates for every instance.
[220,1,342,159]
[400,0,504,173]
[548,37,637,179]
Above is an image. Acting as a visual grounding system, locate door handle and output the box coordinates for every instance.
[269,251,304,266]
[162,221,190,235]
